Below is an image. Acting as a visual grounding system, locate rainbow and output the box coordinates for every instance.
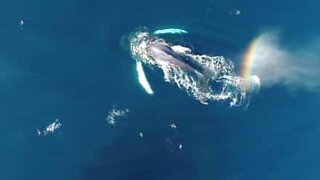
[241,36,262,80]
[239,36,264,90]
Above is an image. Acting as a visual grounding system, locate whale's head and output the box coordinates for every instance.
[129,31,158,65]
[129,31,197,72]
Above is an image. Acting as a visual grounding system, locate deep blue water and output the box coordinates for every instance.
[1,0,320,179]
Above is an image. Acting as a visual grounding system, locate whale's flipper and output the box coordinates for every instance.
[153,28,188,35]
[136,61,154,95]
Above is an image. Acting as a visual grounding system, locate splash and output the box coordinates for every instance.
[129,29,259,106]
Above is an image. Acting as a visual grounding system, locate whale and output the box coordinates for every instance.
[129,30,214,93]
[128,29,255,106]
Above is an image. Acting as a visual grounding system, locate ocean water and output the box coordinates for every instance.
[1,0,320,179]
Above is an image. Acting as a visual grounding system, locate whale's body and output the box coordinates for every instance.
[146,43,203,74]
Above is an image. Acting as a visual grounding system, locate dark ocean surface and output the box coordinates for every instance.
[1,0,320,179]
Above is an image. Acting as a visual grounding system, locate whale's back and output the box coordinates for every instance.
[148,43,204,74]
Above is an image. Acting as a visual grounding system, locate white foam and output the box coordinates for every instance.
[37,119,62,136]
[106,106,129,126]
